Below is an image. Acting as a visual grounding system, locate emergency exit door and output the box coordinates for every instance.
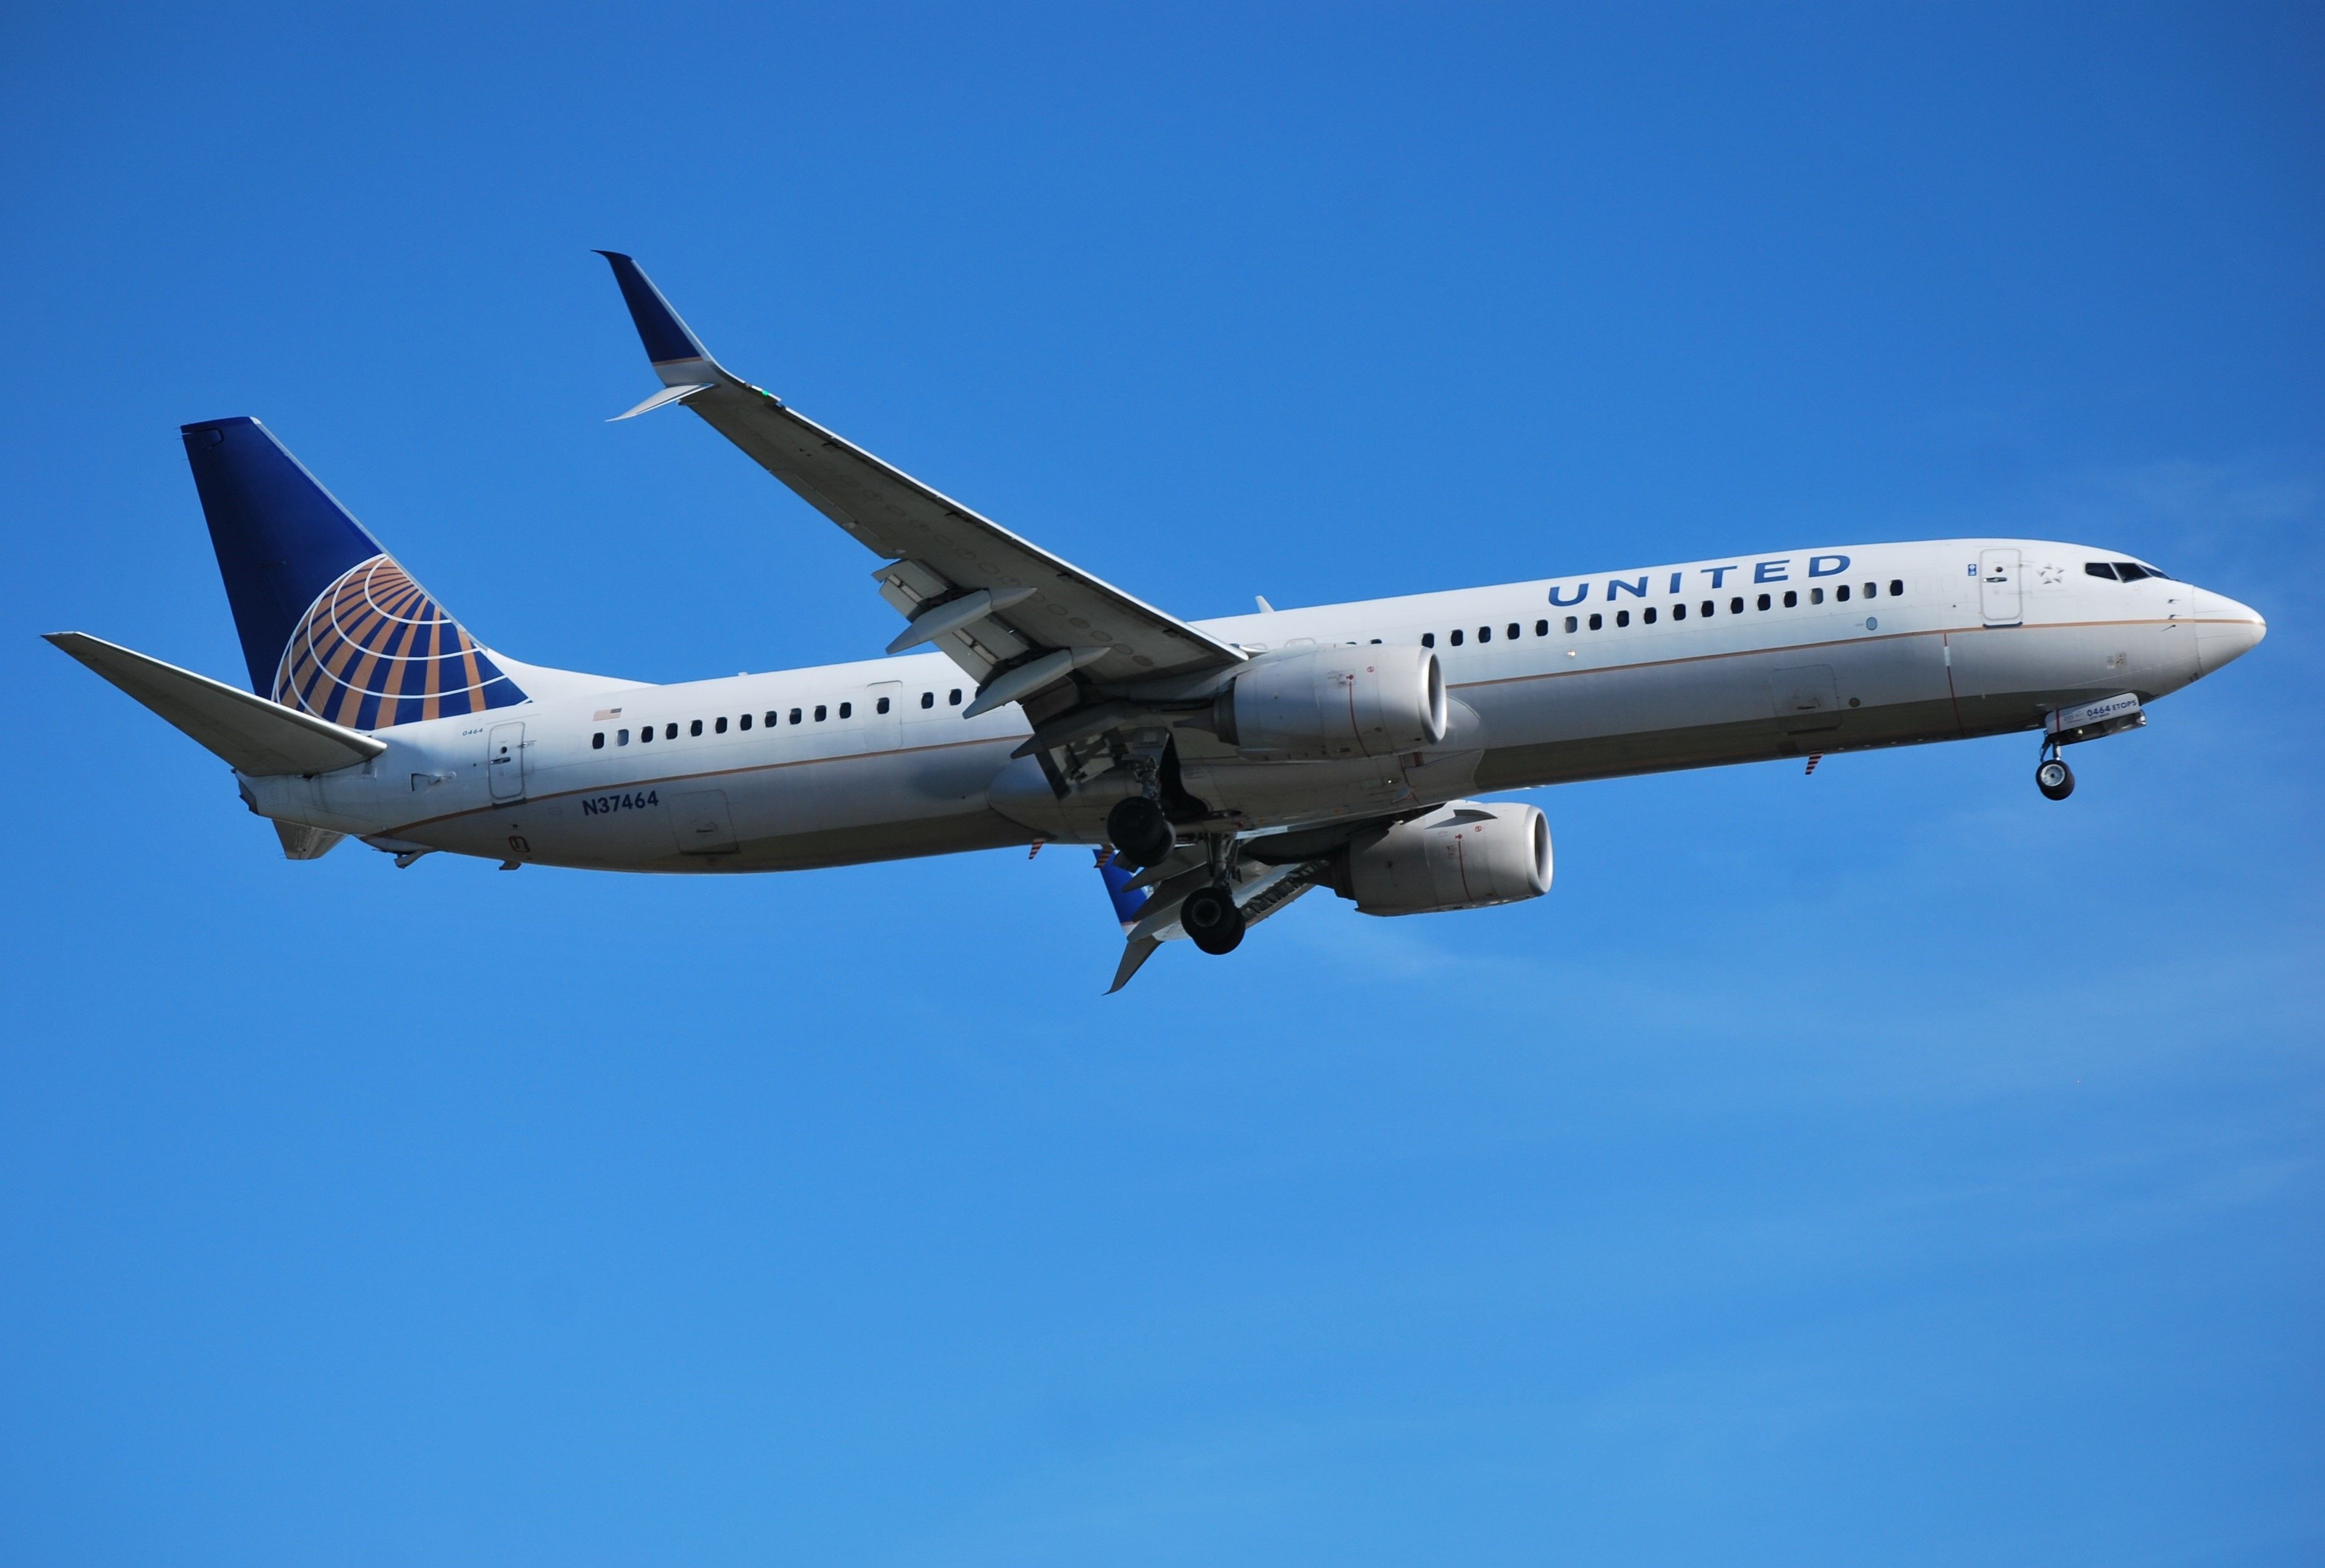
[486,721,526,802]
[1979,548,2023,626]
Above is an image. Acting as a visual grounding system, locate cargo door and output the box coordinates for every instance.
[1769,665,1841,736]
[1980,548,2023,626]
[487,721,526,802]
[669,789,738,855]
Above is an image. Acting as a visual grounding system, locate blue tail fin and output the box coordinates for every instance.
[181,418,524,729]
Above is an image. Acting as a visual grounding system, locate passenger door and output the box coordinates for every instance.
[1979,548,2023,626]
[487,721,526,802]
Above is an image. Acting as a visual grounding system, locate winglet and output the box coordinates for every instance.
[1095,849,1161,993]
[595,250,727,389]
[1096,848,1150,932]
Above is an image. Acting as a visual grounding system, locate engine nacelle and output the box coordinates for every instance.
[1213,645,1446,760]
[1330,800,1552,916]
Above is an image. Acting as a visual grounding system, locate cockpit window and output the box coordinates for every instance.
[2113,561,2149,581]
[2086,562,2118,580]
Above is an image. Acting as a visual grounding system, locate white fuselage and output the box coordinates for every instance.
[238,539,2266,872]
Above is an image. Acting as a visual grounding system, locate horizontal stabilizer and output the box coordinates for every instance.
[46,632,387,776]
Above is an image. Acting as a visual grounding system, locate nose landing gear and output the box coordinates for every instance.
[2036,744,2075,802]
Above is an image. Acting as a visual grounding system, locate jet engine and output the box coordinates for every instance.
[1329,800,1552,916]
[1210,645,1446,760]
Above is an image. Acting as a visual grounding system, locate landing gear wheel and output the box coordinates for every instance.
[1105,795,1175,869]
[2036,757,2075,801]
[1179,883,1246,956]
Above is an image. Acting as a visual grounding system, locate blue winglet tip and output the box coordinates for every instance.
[594,248,711,367]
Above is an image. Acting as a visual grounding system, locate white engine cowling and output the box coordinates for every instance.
[1331,801,1552,916]
[1214,645,1447,759]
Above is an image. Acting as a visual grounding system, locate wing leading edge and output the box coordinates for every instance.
[594,252,1244,721]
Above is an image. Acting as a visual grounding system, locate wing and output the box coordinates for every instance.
[595,253,1243,723]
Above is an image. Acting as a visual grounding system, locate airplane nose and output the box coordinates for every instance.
[2193,590,2266,676]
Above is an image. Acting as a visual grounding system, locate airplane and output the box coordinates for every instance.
[47,253,2269,990]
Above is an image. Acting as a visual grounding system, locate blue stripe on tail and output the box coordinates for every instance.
[184,418,385,695]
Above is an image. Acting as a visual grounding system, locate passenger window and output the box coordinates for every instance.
[690,719,704,736]
[839,701,852,718]
[814,705,827,721]
[739,714,751,731]
[716,716,728,733]
[640,726,653,743]
[617,728,630,746]
[1588,612,1603,630]
[1782,590,1797,608]
[1450,629,1464,646]
[876,696,890,714]
[1508,623,1521,640]
[1809,587,1824,605]
[1836,584,1851,602]
[1643,607,1657,625]
[1422,633,1435,648]
[1701,600,1714,617]
[1756,593,1771,611]
[1534,620,1548,637]
[764,711,778,727]
[1615,610,1630,627]
[1672,603,1686,620]
[920,691,934,708]
[1888,579,1903,595]
[789,708,802,724]
[948,688,962,706]
[1564,615,1578,633]
[592,732,605,749]
[1477,626,1490,643]
[1730,597,1745,614]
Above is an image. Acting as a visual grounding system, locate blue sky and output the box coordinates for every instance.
[4,5,2320,1564]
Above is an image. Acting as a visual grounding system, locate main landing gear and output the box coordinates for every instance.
[1179,882,1246,955]
[2035,741,2076,802]
[1104,771,1245,957]
[1105,794,1175,870]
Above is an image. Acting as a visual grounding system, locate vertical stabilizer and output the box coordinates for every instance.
[181,418,524,729]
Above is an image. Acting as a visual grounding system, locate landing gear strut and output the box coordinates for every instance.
[2035,740,2075,802]
[1179,882,1246,955]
